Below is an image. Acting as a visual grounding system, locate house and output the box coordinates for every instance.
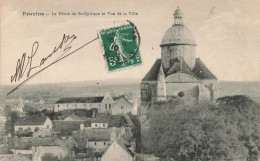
[63,114,83,121]
[85,129,112,152]
[54,92,133,115]
[112,97,133,115]
[100,138,135,161]
[14,116,52,134]
[73,128,112,152]
[73,127,127,152]
[54,92,114,112]
[91,113,110,128]
[32,145,68,161]
[7,136,73,161]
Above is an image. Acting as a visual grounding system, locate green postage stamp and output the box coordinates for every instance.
[99,23,142,71]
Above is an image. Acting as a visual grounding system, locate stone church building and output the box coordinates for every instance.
[140,7,217,111]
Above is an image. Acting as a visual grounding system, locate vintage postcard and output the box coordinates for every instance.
[0,0,260,161]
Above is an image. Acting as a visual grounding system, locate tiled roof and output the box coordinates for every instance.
[116,136,135,157]
[74,128,122,142]
[75,129,111,141]
[114,96,133,107]
[56,95,123,104]
[53,119,91,131]
[55,138,76,151]
[56,97,104,103]
[142,59,162,81]
[14,116,48,126]
[64,114,83,121]
[142,58,217,81]
[192,58,217,80]
[166,56,197,78]
[91,113,110,123]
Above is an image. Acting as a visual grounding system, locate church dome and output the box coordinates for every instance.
[160,7,197,70]
[160,25,196,46]
[160,7,196,46]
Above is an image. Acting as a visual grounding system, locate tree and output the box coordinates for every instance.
[5,111,20,135]
[4,105,11,116]
[146,96,259,161]
[73,131,88,153]
[216,95,260,161]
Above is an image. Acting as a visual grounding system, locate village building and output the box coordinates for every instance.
[100,138,134,161]
[14,116,52,135]
[54,92,133,115]
[112,97,133,115]
[73,126,132,152]
[6,136,75,161]
[91,113,110,129]
[140,7,217,114]
[85,129,112,152]
[32,145,68,161]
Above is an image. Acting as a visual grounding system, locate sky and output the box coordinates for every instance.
[1,0,260,86]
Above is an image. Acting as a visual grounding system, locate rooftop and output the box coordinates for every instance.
[53,119,91,131]
[142,58,217,81]
[74,127,122,142]
[92,113,110,123]
[14,116,49,126]
[56,95,123,104]
[56,97,104,104]
[64,114,83,121]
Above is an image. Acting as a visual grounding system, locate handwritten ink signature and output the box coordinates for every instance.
[10,34,77,83]
[7,35,99,95]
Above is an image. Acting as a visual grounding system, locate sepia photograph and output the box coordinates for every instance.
[0,0,260,160]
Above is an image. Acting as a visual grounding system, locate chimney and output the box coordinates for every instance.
[110,127,117,142]
[121,127,125,134]
[80,122,84,130]
[92,110,96,118]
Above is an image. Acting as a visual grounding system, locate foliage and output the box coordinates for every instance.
[146,96,260,161]
[108,115,127,127]
[216,95,260,161]
[0,145,13,154]
[3,105,11,116]
[4,111,20,135]
[127,112,142,153]
[57,108,97,119]
[23,104,38,113]
[73,131,89,153]
[25,108,97,120]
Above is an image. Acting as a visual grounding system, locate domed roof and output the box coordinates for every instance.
[160,7,196,46]
[160,25,196,46]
